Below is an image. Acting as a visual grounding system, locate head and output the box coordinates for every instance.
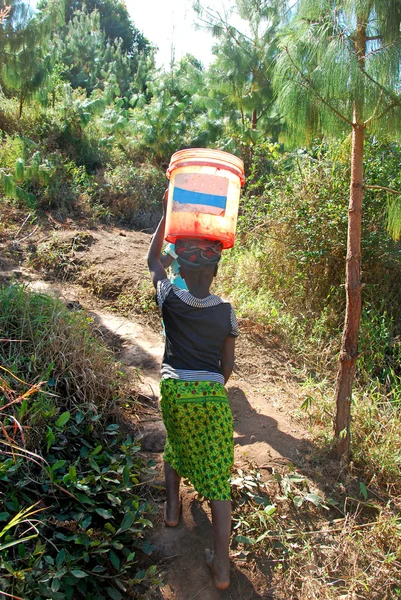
[179,262,218,289]
[175,238,222,291]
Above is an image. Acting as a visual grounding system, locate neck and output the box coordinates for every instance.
[186,281,211,298]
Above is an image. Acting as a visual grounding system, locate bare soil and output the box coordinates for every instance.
[0,218,315,599]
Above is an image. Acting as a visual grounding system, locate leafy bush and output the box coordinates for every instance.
[97,162,165,231]
[0,284,158,598]
[220,139,401,378]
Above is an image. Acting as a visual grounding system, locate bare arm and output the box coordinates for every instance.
[147,190,168,289]
[160,253,174,268]
[222,336,235,384]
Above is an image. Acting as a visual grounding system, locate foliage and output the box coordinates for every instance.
[229,464,401,599]
[0,0,64,117]
[217,139,401,376]
[0,150,55,208]
[195,0,285,156]
[39,0,152,58]
[0,284,159,598]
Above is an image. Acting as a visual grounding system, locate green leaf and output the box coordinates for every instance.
[106,588,122,600]
[90,445,103,456]
[106,424,120,431]
[75,411,85,424]
[109,550,120,570]
[264,505,277,516]
[0,512,10,521]
[76,493,95,506]
[235,535,256,545]
[92,565,107,573]
[55,411,71,428]
[51,460,66,472]
[95,508,113,519]
[123,464,130,487]
[255,531,270,543]
[293,496,304,508]
[0,535,38,551]
[81,516,92,529]
[116,512,133,534]
[68,466,77,483]
[89,457,101,473]
[141,540,154,555]
[304,493,324,507]
[359,482,368,500]
[71,569,88,578]
[56,549,66,566]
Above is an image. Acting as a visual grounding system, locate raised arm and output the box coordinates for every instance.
[160,253,174,269]
[221,336,235,384]
[147,190,168,289]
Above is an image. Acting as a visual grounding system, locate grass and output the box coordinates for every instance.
[0,283,160,599]
[229,463,401,599]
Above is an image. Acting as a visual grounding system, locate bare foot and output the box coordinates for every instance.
[204,548,230,590]
[164,501,181,527]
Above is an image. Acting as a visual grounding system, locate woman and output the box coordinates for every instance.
[147,191,238,590]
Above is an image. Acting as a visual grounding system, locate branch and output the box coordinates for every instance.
[365,185,401,195]
[365,98,400,126]
[195,3,254,47]
[283,46,354,128]
[361,67,401,106]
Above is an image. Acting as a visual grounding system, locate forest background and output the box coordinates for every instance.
[0,0,401,598]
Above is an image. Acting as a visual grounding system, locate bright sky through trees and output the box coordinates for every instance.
[125,0,222,68]
[27,0,238,68]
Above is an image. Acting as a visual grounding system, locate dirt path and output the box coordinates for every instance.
[1,223,311,599]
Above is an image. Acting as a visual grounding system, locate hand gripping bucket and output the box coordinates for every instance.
[165,148,245,249]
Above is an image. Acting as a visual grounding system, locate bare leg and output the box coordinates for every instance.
[164,461,181,526]
[205,499,231,590]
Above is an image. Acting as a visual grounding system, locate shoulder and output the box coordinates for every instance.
[213,296,239,337]
[156,278,184,306]
[156,278,173,306]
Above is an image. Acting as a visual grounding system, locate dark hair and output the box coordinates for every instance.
[179,263,218,285]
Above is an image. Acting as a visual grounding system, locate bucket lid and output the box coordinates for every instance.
[167,148,245,185]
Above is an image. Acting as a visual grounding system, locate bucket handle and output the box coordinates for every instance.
[166,161,245,186]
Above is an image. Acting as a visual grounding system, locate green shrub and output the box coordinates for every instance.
[97,162,165,231]
[0,284,158,598]
[222,139,401,379]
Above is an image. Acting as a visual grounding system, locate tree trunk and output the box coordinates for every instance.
[334,113,365,458]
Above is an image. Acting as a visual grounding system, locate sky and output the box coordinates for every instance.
[125,0,236,69]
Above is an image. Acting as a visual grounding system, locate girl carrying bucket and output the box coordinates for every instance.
[147,190,238,590]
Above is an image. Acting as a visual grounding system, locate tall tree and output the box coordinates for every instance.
[38,0,151,57]
[274,0,401,457]
[0,0,64,116]
[195,0,285,152]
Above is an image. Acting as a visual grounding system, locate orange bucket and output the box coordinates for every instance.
[165,148,245,249]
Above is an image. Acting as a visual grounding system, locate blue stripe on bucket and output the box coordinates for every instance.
[173,186,227,210]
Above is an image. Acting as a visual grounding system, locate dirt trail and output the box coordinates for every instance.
[1,224,311,599]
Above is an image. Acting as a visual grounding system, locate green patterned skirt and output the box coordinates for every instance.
[160,378,234,501]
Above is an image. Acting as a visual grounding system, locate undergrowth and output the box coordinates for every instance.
[229,464,401,599]
[0,284,159,599]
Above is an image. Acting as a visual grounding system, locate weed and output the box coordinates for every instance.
[0,284,160,598]
[230,464,401,599]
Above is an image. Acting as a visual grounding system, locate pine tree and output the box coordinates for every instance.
[274,0,401,457]
[194,0,285,151]
[0,0,63,117]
